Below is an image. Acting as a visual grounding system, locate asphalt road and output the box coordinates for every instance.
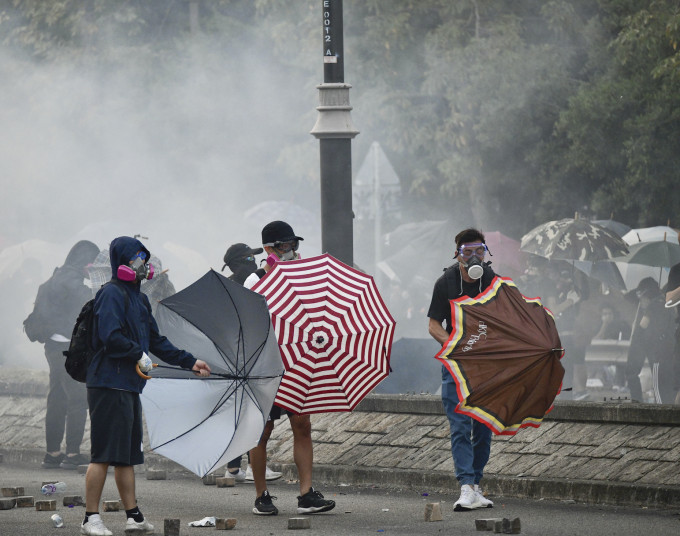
[1,462,679,536]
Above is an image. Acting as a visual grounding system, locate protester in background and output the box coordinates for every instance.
[81,236,211,536]
[24,240,99,470]
[222,242,263,285]
[427,228,495,512]
[665,255,680,404]
[220,241,282,483]
[244,221,335,516]
[626,277,675,404]
[544,265,590,400]
[593,303,631,389]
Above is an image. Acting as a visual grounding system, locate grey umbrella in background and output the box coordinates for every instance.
[592,219,632,238]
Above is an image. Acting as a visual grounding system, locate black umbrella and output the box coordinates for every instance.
[140,270,284,477]
[520,218,629,262]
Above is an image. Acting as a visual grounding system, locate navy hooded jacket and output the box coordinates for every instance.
[87,236,196,392]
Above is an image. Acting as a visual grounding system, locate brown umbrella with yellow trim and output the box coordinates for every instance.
[435,276,564,435]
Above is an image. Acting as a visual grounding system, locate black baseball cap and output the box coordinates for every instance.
[222,243,263,271]
[261,221,304,246]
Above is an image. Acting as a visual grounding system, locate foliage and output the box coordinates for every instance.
[1,0,678,236]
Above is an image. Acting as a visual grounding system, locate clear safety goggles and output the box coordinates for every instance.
[457,243,487,259]
[267,239,299,253]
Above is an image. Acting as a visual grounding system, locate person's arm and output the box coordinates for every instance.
[666,285,680,305]
[428,317,449,346]
[666,265,680,305]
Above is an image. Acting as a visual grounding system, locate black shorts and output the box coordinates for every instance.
[88,388,144,466]
[269,404,295,421]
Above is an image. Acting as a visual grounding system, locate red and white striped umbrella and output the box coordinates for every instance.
[250,254,396,414]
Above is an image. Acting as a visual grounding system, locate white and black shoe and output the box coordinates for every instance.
[474,484,494,508]
[453,484,484,511]
[125,517,155,534]
[80,514,113,536]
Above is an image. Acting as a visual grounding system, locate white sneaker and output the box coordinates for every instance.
[453,484,484,511]
[126,517,155,534]
[226,468,247,482]
[80,514,113,536]
[474,484,494,508]
[245,465,283,482]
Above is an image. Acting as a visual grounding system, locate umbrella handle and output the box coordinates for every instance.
[136,362,158,380]
[665,299,680,308]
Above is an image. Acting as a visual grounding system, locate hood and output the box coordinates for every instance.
[109,236,151,281]
[64,240,100,268]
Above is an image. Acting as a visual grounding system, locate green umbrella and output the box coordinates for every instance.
[610,240,680,268]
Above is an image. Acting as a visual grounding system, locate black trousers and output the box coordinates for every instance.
[44,342,87,454]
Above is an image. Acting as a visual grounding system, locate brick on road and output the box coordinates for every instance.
[424,502,442,522]
[215,517,237,530]
[1,487,24,497]
[288,517,311,529]
[35,499,56,511]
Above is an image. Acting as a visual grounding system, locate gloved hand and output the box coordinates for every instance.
[137,352,153,373]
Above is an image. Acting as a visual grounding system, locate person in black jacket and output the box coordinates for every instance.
[32,240,100,470]
[427,228,496,512]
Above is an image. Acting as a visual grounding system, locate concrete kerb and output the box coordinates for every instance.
[269,463,680,510]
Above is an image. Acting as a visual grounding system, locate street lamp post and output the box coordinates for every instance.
[310,0,359,266]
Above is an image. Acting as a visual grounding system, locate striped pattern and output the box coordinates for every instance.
[251,254,396,414]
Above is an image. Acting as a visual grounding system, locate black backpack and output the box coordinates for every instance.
[63,281,128,383]
[23,269,58,343]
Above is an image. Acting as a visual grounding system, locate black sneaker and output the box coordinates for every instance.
[59,453,90,470]
[297,487,335,514]
[41,453,65,469]
[253,490,278,515]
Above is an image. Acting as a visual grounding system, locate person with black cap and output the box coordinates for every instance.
[220,241,281,483]
[625,277,675,403]
[221,243,263,285]
[244,221,335,517]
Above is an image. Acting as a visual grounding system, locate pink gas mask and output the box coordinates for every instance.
[117,254,154,282]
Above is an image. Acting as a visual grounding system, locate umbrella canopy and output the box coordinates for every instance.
[623,226,679,246]
[251,254,396,414]
[141,270,284,477]
[520,218,629,262]
[591,219,632,237]
[435,277,564,435]
[610,240,680,269]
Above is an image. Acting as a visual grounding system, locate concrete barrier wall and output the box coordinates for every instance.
[2,370,679,508]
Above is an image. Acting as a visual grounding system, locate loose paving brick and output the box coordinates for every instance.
[288,517,311,529]
[16,496,34,507]
[215,517,237,530]
[164,518,180,536]
[35,499,56,511]
[424,502,443,521]
[103,499,122,511]
[63,495,85,507]
[202,474,217,485]
[0,498,16,510]
[146,469,167,480]
[1,486,24,497]
[475,518,500,531]
[216,476,236,488]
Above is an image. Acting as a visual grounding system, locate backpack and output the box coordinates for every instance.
[23,270,58,343]
[63,281,128,383]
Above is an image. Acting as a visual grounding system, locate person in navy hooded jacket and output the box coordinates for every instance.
[81,236,211,536]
